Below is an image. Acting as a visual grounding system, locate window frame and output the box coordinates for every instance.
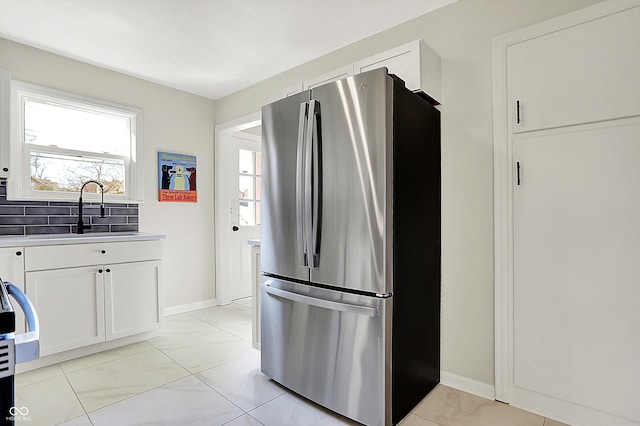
[8,80,144,202]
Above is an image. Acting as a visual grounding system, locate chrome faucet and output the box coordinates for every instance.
[77,180,106,234]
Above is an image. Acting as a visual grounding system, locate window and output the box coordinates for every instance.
[238,149,261,226]
[8,80,143,202]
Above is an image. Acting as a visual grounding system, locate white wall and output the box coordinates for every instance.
[214,0,604,387]
[0,37,217,310]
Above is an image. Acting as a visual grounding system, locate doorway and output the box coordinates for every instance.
[214,113,262,306]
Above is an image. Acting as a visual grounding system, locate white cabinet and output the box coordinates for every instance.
[283,83,303,98]
[355,39,441,103]
[494,2,640,424]
[26,266,105,356]
[512,119,640,423]
[303,65,354,90]
[23,240,163,356]
[0,246,25,333]
[283,39,441,103]
[105,260,162,340]
[508,5,640,133]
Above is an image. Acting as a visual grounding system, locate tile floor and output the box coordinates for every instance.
[14,298,569,426]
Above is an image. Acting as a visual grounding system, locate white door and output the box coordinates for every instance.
[215,124,261,304]
[229,135,261,301]
[512,118,640,425]
[214,114,262,306]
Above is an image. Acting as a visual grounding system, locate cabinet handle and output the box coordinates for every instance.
[101,250,106,254]
[98,269,103,273]
[15,251,22,256]
[106,269,111,273]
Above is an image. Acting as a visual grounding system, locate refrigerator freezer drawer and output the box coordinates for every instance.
[261,277,391,426]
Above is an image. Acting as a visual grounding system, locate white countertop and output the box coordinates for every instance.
[0,232,166,248]
[247,239,260,247]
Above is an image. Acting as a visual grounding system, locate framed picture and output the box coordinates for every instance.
[158,152,197,202]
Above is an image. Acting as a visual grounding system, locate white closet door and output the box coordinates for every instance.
[513,118,640,424]
[508,5,640,133]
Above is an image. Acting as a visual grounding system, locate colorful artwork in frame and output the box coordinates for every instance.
[158,152,197,202]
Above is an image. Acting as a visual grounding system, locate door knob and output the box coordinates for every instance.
[232,226,239,232]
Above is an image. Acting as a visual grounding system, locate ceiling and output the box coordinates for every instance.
[0,0,455,100]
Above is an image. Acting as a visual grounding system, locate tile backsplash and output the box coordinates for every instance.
[0,178,139,236]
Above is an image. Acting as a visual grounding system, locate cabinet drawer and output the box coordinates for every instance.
[25,240,163,271]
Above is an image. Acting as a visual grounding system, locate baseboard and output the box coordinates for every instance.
[440,370,496,401]
[164,298,217,316]
[16,330,161,373]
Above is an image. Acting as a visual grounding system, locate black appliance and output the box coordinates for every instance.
[0,278,39,425]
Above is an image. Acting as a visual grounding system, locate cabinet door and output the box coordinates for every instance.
[513,118,640,423]
[354,39,441,102]
[104,261,161,340]
[26,266,105,356]
[508,5,640,133]
[282,83,303,98]
[303,65,353,90]
[0,247,25,333]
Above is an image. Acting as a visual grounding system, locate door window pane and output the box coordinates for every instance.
[239,149,254,174]
[238,148,261,227]
[239,201,255,226]
[239,176,254,200]
[255,152,262,175]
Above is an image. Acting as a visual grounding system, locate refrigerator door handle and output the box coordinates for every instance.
[304,100,315,267]
[296,102,309,267]
[309,100,322,267]
[306,99,322,267]
[264,283,377,317]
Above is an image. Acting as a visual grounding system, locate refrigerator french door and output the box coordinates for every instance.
[261,68,441,426]
[262,71,389,295]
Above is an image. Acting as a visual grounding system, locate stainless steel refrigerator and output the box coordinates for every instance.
[260,67,440,426]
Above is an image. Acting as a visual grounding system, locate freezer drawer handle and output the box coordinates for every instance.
[264,284,377,317]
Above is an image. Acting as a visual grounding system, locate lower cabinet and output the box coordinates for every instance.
[105,261,161,340]
[26,259,162,357]
[26,266,105,356]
